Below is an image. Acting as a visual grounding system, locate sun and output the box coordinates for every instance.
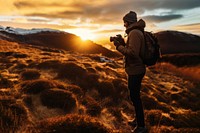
[65,28,96,41]
[77,29,96,41]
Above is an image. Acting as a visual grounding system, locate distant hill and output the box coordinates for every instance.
[0,26,120,58]
[1,26,200,56]
[155,30,200,54]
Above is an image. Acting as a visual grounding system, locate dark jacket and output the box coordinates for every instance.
[117,19,146,75]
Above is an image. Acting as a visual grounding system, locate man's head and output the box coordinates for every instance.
[123,11,137,28]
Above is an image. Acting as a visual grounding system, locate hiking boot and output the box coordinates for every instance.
[132,127,148,133]
[128,119,137,127]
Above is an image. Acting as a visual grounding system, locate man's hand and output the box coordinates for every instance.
[116,35,126,46]
[113,40,121,48]
[118,38,126,46]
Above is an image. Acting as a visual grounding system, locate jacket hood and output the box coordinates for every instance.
[125,19,146,34]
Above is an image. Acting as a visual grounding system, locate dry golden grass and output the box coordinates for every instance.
[33,114,112,133]
[20,79,65,94]
[97,81,115,98]
[155,62,200,82]
[20,69,41,80]
[81,96,102,117]
[0,91,29,132]
[1,39,200,132]
[40,88,77,112]
[65,84,84,98]
[0,77,14,88]
[56,62,87,80]
[160,53,200,67]
[37,60,63,69]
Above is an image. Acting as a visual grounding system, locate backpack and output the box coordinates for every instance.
[141,31,161,66]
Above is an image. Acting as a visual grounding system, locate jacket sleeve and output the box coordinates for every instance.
[116,30,141,57]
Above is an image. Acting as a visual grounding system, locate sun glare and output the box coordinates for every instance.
[65,28,96,41]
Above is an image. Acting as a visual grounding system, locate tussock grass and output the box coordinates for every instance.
[0,96,28,132]
[40,88,77,112]
[142,95,158,110]
[22,95,33,107]
[0,77,14,88]
[108,107,123,122]
[146,110,173,127]
[171,128,200,133]
[56,62,87,81]
[65,84,84,98]
[170,110,200,128]
[78,73,100,90]
[156,62,200,82]
[95,65,104,71]
[160,54,200,67]
[9,62,27,73]
[12,53,28,58]
[34,114,112,133]
[104,67,120,78]
[37,60,62,69]
[20,69,41,80]
[149,126,174,133]
[112,78,127,97]
[87,67,97,73]
[20,79,65,94]
[97,81,115,98]
[81,96,102,116]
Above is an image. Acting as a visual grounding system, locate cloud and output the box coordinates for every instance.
[26,10,83,20]
[1,0,200,38]
[154,0,200,10]
[27,18,49,23]
[95,29,123,34]
[143,14,183,23]
[173,23,200,35]
[10,0,200,24]
[0,20,76,30]
[14,1,37,8]
[122,0,200,12]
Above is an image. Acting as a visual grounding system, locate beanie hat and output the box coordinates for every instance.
[123,11,137,23]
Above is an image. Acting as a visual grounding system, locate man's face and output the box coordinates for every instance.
[124,21,128,28]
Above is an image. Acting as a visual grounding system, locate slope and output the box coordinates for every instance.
[0,39,200,133]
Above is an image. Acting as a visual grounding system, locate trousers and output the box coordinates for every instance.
[128,73,145,127]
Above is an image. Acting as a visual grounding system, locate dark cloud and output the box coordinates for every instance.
[0,20,76,29]
[26,10,83,19]
[123,0,200,12]
[27,18,49,23]
[13,0,200,24]
[14,1,69,9]
[143,14,183,23]
[14,1,36,8]
[155,0,200,10]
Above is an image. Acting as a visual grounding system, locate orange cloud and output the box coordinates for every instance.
[173,23,200,35]
[0,21,75,30]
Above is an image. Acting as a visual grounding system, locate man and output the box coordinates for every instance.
[112,11,147,133]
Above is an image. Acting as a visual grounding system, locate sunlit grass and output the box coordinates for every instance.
[0,39,200,132]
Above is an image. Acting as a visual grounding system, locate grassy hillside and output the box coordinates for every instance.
[0,39,200,133]
[156,30,200,54]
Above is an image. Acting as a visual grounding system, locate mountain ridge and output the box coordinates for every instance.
[0,26,120,58]
[1,26,200,56]
[155,30,200,54]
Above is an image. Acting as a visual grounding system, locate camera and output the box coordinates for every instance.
[110,34,123,42]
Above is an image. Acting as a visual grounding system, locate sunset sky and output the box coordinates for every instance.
[0,0,200,46]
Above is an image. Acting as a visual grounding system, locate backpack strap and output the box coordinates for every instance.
[134,29,146,63]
